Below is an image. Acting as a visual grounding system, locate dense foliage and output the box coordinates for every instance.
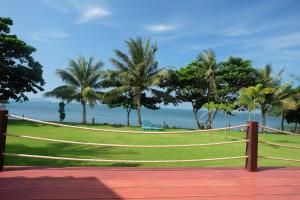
[0,17,44,101]
[284,86,300,132]
[160,53,262,129]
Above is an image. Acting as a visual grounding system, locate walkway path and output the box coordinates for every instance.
[1,167,300,199]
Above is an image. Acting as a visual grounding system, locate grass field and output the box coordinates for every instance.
[4,120,300,167]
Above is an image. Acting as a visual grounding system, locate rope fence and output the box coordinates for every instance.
[259,141,300,150]
[6,133,249,148]
[9,114,248,134]
[259,156,300,163]
[1,110,299,172]
[260,125,300,136]
[3,153,248,163]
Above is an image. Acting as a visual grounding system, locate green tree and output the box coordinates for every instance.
[159,67,207,129]
[45,56,104,124]
[58,101,66,122]
[270,84,298,131]
[256,64,283,131]
[285,102,300,133]
[0,17,44,101]
[237,85,261,121]
[217,57,259,104]
[109,37,165,126]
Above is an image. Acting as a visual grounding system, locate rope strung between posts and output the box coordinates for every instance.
[2,153,248,163]
[9,114,248,134]
[6,133,249,148]
[226,135,245,140]
[259,141,300,150]
[259,156,300,162]
[259,125,299,136]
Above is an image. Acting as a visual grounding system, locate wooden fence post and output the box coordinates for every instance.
[0,110,8,171]
[245,121,258,172]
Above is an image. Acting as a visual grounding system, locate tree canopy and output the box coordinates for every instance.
[0,17,44,101]
[159,65,207,129]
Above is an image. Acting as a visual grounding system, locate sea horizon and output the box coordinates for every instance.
[4,100,287,130]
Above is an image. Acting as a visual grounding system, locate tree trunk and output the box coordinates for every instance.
[82,102,86,124]
[261,107,266,132]
[294,122,298,133]
[211,109,218,126]
[192,108,201,129]
[126,107,131,126]
[207,86,212,129]
[136,93,142,126]
[281,112,285,131]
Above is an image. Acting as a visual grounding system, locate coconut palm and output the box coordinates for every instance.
[197,49,218,129]
[109,37,165,126]
[257,64,282,131]
[44,56,104,124]
[270,83,298,131]
[237,85,261,121]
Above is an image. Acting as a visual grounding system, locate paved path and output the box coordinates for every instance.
[1,167,300,199]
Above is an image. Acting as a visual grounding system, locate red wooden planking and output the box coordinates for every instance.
[0,167,300,200]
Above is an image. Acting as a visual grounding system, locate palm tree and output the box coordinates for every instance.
[237,85,261,121]
[109,37,165,126]
[270,83,298,131]
[257,64,282,132]
[197,49,218,129]
[44,56,104,124]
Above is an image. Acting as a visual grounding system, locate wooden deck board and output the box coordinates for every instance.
[1,167,300,200]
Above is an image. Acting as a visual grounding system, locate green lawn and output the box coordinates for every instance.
[4,120,300,167]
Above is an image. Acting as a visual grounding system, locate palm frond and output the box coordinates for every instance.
[44,85,79,102]
[56,69,80,87]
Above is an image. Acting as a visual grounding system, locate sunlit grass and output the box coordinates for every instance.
[5,120,300,167]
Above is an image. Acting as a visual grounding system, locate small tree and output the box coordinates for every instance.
[285,104,300,133]
[282,86,300,132]
[237,85,261,121]
[58,101,66,122]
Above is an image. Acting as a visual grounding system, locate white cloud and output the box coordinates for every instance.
[144,24,177,32]
[32,31,69,42]
[263,33,300,50]
[77,6,110,24]
[245,32,300,50]
[222,28,264,37]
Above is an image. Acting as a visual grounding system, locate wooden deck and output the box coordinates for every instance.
[1,167,300,199]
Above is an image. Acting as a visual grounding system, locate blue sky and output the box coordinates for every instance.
[1,0,300,108]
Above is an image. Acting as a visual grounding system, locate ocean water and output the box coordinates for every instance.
[5,101,283,129]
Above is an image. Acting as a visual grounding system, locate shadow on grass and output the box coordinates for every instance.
[5,143,141,167]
